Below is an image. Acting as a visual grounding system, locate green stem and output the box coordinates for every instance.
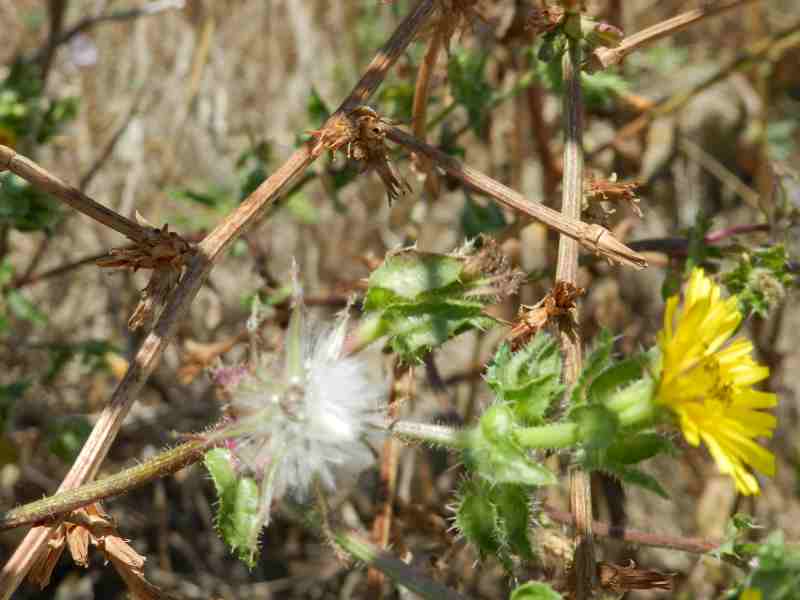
[389,420,465,449]
[0,439,208,531]
[515,421,579,449]
[605,378,658,427]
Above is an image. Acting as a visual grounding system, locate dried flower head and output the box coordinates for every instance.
[310,106,410,204]
[210,286,386,539]
[584,173,642,222]
[526,5,565,37]
[97,212,195,330]
[507,281,584,350]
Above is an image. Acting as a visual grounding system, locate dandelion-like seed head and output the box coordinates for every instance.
[214,291,386,529]
[656,268,777,495]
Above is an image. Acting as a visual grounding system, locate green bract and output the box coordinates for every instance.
[486,334,564,426]
[358,240,522,362]
[204,448,262,568]
[453,478,534,569]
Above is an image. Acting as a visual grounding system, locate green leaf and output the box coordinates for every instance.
[454,478,534,568]
[571,405,618,451]
[461,194,506,238]
[571,330,614,406]
[510,581,563,600]
[454,478,501,559]
[46,416,91,462]
[383,303,496,362]
[463,420,557,487]
[365,251,464,308]
[492,483,534,560]
[306,86,331,127]
[360,243,521,362]
[603,463,669,499]
[486,335,564,426]
[448,48,493,137]
[0,173,62,232]
[204,448,262,567]
[6,290,46,325]
[724,530,800,600]
[605,433,675,465]
[586,357,644,406]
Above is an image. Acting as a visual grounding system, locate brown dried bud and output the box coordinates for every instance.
[526,5,565,36]
[97,215,195,331]
[310,106,411,204]
[96,215,195,272]
[585,173,642,219]
[507,280,584,349]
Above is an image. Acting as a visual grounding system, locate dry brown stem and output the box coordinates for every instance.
[590,0,761,71]
[384,125,647,269]
[0,144,148,243]
[557,28,593,599]
[0,1,438,596]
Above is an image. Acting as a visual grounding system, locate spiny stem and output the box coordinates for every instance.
[557,11,593,597]
[0,440,207,532]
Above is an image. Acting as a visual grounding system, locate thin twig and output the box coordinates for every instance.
[557,24,594,598]
[678,137,761,209]
[588,20,800,159]
[383,126,647,269]
[411,20,445,198]
[366,360,405,597]
[30,0,186,63]
[0,2,437,597]
[0,145,148,243]
[0,440,207,531]
[590,0,761,71]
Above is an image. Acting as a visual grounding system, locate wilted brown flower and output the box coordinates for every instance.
[29,504,168,599]
[310,106,411,204]
[507,280,584,349]
[97,213,195,330]
[584,173,642,221]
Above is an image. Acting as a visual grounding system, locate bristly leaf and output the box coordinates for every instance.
[722,245,794,318]
[453,478,534,570]
[601,463,669,499]
[486,334,564,426]
[605,433,676,465]
[359,241,523,362]
[464,405,557,487]
[586,356,644,406]
[364,252,464,309]
[204,448,262,568]
[571,330,614,407]
[510,581,564,600]
[722,531,800,600]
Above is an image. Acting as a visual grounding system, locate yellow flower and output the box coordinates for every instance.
[740,588,762,600]
[657,268,777,495]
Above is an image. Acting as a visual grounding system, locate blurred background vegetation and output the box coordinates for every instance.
[1,1,800,598]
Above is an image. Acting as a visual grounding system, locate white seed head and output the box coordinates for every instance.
[214,294,386,527]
